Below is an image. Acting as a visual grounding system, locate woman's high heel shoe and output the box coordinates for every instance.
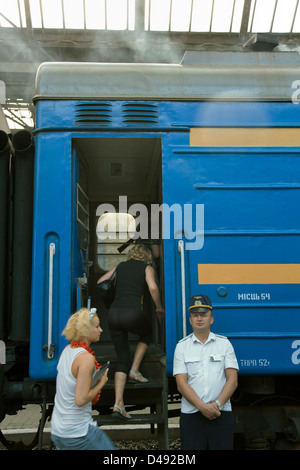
[128,370,149,383]
[112,404,132,419]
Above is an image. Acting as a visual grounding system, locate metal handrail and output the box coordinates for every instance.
[178,240,187,338]
[47,242,56,359]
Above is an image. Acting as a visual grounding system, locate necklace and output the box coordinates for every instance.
[70,341,101,404]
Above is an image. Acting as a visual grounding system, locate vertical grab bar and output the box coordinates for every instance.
[178,240,187,338]
[47,242,56,359]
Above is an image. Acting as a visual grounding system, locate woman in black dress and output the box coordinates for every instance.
[97,244,164,419]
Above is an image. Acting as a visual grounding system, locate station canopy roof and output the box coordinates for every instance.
[1,0,300,130]
[1,0,300,34]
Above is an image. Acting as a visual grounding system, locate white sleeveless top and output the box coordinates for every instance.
[51,345,96,438]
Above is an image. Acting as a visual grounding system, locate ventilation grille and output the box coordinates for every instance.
[75,102,112,127]
[122,103,158,126]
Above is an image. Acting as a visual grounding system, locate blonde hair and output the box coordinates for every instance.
[127,244,152,264]
[62,308,97,341]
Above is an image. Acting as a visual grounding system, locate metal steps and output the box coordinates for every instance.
[92,344,169,449]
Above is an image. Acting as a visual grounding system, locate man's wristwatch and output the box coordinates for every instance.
[215,400,224,411]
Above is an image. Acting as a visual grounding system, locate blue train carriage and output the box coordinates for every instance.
[29,52,300,447]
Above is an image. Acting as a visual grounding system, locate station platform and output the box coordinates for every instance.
[0,403,180,450]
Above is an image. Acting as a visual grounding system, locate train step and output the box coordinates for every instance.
[98,379,166,410]
[104,380,164,389]
[97,413,165,426]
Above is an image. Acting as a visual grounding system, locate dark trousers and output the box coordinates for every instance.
[108,307,152,374]
[180,411,234,450]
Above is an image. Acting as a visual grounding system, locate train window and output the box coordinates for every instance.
[96,212,135,272]
[76,183,89,250]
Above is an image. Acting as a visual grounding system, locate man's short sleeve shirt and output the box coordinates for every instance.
[173,332,239,414]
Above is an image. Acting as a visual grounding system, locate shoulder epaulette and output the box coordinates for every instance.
[178,333,193,343]
[215,334,228,340]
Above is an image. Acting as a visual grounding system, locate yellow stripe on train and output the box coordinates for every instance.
[197,264,300,285]
[190,128,300,147]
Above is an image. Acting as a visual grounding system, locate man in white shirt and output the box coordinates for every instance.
[173,295,239,450]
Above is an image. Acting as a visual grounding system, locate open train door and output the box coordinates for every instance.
[71,134,169,448]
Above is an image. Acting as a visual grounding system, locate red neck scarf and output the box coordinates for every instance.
[70,341,101,404]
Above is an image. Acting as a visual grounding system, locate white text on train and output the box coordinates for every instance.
[238,293,271,300]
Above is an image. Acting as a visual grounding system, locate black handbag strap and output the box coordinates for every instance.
[110,267,117,281]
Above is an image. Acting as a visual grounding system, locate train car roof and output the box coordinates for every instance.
[34,51,300,102]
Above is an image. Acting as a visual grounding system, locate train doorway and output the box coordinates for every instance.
[72,136,163,346]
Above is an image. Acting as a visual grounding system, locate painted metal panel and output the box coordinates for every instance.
[29,133,72,379]
[163,144,300,375]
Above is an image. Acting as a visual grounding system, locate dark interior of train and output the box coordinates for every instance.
[73,137,164,345]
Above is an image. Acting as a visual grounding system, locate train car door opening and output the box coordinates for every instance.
[72,136,163,346]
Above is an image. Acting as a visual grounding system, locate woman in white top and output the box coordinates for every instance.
[51,308,115,450]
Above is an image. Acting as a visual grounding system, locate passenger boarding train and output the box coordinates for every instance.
[0,51,300,449]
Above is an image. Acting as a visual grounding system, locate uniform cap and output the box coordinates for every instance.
[189,295,212,313]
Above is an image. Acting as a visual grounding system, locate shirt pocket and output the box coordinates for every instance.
[209,354,225,377]
[185,358,201,377]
